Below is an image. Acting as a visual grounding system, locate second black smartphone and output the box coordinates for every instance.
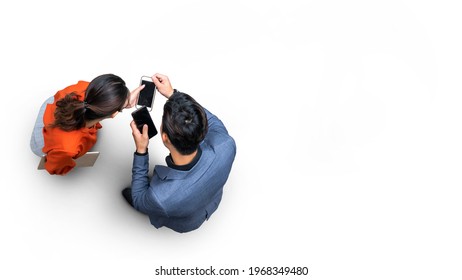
[131,106,158,139]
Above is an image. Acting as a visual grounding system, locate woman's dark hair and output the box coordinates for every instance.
[51,74,129,131]
[162,91,208,155]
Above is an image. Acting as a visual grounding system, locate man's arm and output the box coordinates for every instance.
[131,152,154,213]
[129,121,168,218]
[129,121,151,212]
[204,108,229,136]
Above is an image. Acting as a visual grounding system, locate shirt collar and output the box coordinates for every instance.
[165,146,202,171]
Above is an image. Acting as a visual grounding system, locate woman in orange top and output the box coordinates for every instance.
[30,74,144,175]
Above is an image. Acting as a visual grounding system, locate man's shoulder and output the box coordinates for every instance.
[204,133,236,156]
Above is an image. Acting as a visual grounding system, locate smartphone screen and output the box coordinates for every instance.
[131,106,158,138]
[137,79,156,109]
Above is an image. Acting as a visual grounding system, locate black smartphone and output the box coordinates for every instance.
[136,76,156,111]
[131,106,158,139]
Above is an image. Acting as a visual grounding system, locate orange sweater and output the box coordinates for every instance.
[42,81,102,175]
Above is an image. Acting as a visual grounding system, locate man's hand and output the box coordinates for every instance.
[152,73,174,99]
[130,120,149,154]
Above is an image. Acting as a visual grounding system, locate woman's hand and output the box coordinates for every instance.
[127,84,145,108]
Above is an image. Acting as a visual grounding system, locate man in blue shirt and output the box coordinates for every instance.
[122,73,236,233]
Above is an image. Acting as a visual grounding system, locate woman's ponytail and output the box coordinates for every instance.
[50,93,86,131]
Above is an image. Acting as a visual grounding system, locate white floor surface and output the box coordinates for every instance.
[1,1,462,279]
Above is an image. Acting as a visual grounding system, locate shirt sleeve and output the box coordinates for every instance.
[44,149,77,175]
[131,153,168,220]
[202,108,235,151]
[204,108,229,135]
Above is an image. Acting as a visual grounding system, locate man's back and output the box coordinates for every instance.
[131,108,236,233]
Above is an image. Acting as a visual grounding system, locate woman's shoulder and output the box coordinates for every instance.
[55,80,90,100]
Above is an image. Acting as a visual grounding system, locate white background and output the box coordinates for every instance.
[1,0,461,279]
